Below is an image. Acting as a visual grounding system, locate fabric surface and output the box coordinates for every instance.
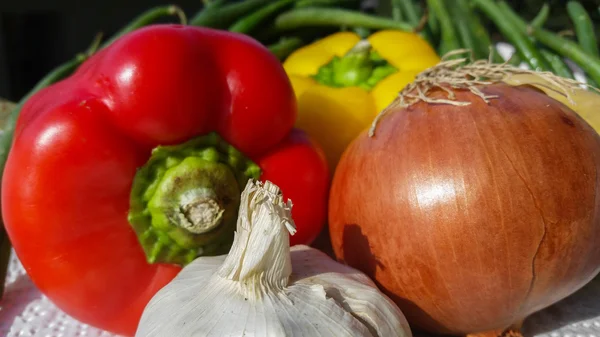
[1,251,120,337]
[3,248,600,337]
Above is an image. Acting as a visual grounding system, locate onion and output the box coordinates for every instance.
[328,55,600,336]
[503,74,600,134]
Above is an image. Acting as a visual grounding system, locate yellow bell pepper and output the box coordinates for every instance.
[283,30,441,172]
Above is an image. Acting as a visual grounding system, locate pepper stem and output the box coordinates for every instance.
[178,187,224,234]
[128,133,261,266]
[313,40,398,90]
[332,40,374,87]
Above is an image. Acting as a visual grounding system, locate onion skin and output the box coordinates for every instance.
[503,74,600,136]
[328,83,600,335]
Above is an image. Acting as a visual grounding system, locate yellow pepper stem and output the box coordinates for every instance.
[332,40,374,87]
[313,40,398,90]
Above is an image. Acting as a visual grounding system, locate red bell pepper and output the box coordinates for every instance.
[2,25,329,336]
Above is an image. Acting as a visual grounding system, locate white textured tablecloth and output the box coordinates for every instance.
[2,249,600,337]
[1,251,120,337]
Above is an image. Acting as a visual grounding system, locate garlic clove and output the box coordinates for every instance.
[289,246,412,337]
[137,260,382,336]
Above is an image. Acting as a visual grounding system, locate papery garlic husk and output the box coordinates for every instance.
[135,179,412,337]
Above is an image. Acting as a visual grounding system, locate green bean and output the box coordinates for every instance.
[508,52,523,66]
[541,49,575,79]
[567,1,599,58]
[473,0,552,71]
[427,0,460,57]
[496,1,600,85]
[0,4,184,299]
[427,3,440,41]
[190,0,269,28]
[103,5,186,47]
[449,1,482,59]
[204,0,227,9]
[85,32,104,56]
[257,23,339,46]
[274,7,414,32]
[496,2,526,30]
[398,0,421,26]
[398,0,433,44]
[268,37,304,60]
[502,1,587,82]
[392,0,404,21]
[192,0,227,24]
[496,1,555,67]
[531,3,550,29]
[533,28,600,85]
[529,4,575,79]
[459,0,503,63]
[230,0,294,34]
[497,1,570,76]
[294,0,358,8]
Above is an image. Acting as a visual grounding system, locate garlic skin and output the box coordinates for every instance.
[135,180,411,337]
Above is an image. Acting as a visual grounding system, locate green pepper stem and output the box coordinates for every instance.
[313,40,398,90]
[333,40,374,87]
[179,188,223,233]
[128,133,261,266]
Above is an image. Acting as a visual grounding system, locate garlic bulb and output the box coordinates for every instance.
[135,179,412,337]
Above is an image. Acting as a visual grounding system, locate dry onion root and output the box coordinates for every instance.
[370,49,600,137]
[329,50,600,336]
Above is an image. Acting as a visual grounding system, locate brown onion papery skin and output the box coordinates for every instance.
[328,83,600,335]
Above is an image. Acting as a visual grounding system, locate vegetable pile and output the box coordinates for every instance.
[0,0,599,337]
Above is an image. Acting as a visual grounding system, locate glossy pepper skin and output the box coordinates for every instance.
[283,31,440,171]
[2,25,329,336]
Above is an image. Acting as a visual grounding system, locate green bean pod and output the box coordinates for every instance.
[449,1,482,59]
[427,2,440,42]
[459,0,504,63]
[473,0,553,71]
[531,3,550,29]
[541,49,575,79]
[274,7,414,32]
[103,5,186,46]
[496,1,600,85]
[392,0,404,21]
[294,0,359,8]
[567,1,599,58]
[508,52,523,66]
[268,37,305,60]
[399,0,421,26]
[427,0,460,57]
[190,0,269,28]
[230,0,295,34]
